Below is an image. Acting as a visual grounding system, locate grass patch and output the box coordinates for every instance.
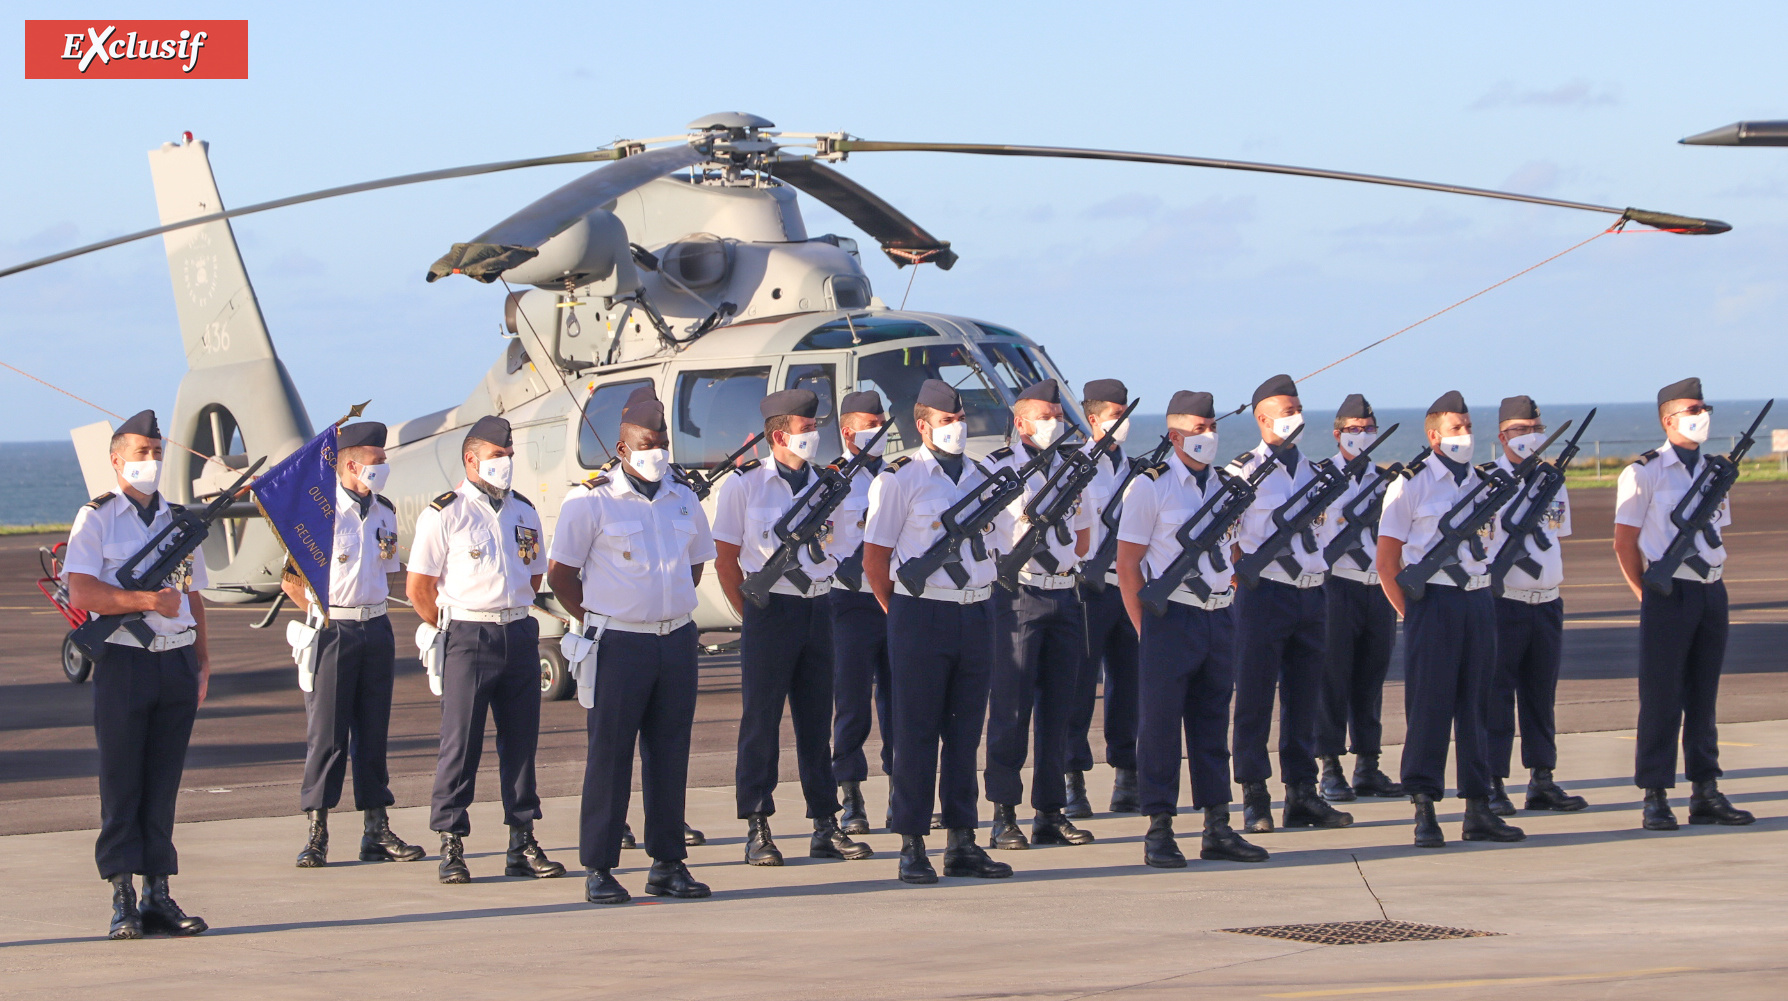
[0,523,70,535]
[1565,457,1788,489]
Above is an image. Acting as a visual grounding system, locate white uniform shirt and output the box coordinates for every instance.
[1229,442,1331,578]
[328,484,400,607]
[1483,453,1572,590]
[987,444,1095,575]
[863,448,1001,592]
[711,460,840,580]
[549,471,715,622]
[1378,455,1492,578]
[1314,452,1389,574]
[408,480,544,613]
[1116,449,1234,597]
[1614,442,1731,568]
[822,454,882,564]
[1082,446,1129,562]
[64,491,211,637]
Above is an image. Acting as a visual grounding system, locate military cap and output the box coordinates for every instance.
[1016,378,1062,404]
[1498,395,1540,423]
[760,389,819,420]
[621,386,667,432]
[917,379,962,413]
[1083,379,1128,406]
[1335,394,1374,421]
[116,409,160,438]
[840,390,884,416]
[464,415,513,448]
[1427,390,1469,416]
[1251,373,1299,408]
[1657,377,1704,406]
[1167,390,1215,418]
[337,421,387,450]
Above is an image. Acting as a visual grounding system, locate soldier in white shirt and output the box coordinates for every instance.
[63,410,210,939]
[1482,397,1587,816]
[1117,390,1268,868]
[287,421,424,869]
[1228,374,1353,834]
[548,390,717,904]
[407,415,564,884]
[1614,377,1754,830]
[714,388,872,866]
[1377,391,1524,848]
[863,379,1013,885]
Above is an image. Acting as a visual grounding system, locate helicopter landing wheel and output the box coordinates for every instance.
[539,641,573,702]
[62,631,93,684]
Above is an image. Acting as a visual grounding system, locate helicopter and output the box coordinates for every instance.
[16,112,1728,699]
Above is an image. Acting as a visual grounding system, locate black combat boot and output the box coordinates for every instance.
[139,876,207,936]
[107,875,141,940]
[838,780,871,835]
[1689,780,1755,826]
[644,859,711,898]
[1202,806,1270,863]
[1524,768,1587,812]
[295,808,328,868]
[942,828,1013,878]
[683,822,706,846]
[1642,788,1679,831]
[898,834,937,884]
[744,813,783,866]
[619,822,638,849]
[360,805,425,862]
[1462,797,1526,842]
[1319,756,1356,802]
[437,833,470,883]
[988,803,1029,850]
[1486,777,1517,816]
[1352,754,1404,797]
[1143,813,1186,868]
[812,814,874,860]
[1411,793,1445,848]
[1109,767,1141,813]
[585,869,630,905]
[1284,781,1354,828]
[1241,780,1274,834]
[1063,770,1093,818]
[1032,809,1095,845]
[505,821,566,878]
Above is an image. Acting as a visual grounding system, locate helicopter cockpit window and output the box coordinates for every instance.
[978,342,1045,395]
[578,378,654,468]
[795,316,941,351]
[784,363,842,459]
[675,366,772,471]
[856,343,1009,450]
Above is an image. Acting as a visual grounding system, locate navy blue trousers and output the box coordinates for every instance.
[1636,579,1728,789]
[829,589,893,783]
[985,584,1085,811]
[1137,602,1235,815]
[737,591,838,819]
[300,615,397,813]
[1232,578,1326,785]
[1399,585,1496,799]
[430,617,543,835]
[581,623,698,870]
[1317,577,1397,757]
[93,644,199,879]
[886,593,994,835]
[1068,583,1140,772]
[1487,597,1564,776]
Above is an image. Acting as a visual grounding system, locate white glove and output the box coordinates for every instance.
[416,621,445,697]
[567,617,607,709]
[286,619,320,693]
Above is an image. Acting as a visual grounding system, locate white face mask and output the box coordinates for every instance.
[853,428,887,456]
[1338,431,1376,457]
[1272,412,1305,441]
[357,463,390,493]
[928,420,967,455]
[1437,434,1474,463]
[626,447,670,482]
[477,455,514,491]
[1506,432,1546,460]
[121,459,161,492]
[1180,431,1220,466]
[1100,418,1131,444]
[1676,411,1711,444]
[1026,417,1064,448]
[783,429,821,461]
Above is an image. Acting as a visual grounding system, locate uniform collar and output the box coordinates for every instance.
[337,481,372,519]
[457,479,505,512]
[1652,442,1688,471]
[1105,446,1125,472]
[125,491,161,525]
[1167,447,1209,486]
[1255,439,1299,470]
[1433,452,1471,484]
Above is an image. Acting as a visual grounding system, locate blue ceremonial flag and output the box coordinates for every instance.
[252,425,339,608]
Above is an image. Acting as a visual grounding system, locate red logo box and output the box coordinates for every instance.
[24,21,247,78]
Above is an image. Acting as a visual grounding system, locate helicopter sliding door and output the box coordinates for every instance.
[574,373,659,470]
[853,341,1011,454]
[672,365,774,472]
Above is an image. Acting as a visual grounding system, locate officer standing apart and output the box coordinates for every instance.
[408,415,565,884]
[1482,396,1587,816]
[288,421,426,868]
[1229,374,1352,833]
[713,389,872,865]
[1116,391,1268,868]
[1066,378,1143,817]
[863,378,1013,884]
[548,389,716,904]
[826,390,894,835]
[1376,391,1525,847]
[984,379,1096,850]
[1613,378,1754,830]
[1312,395,1404,801]
[65,410,210,939]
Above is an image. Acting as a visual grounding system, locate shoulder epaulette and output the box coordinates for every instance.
[167,502,185,515]
[509,491,535,508]
[430,490,458,510]
[989,446,1014,461]
[1140,461,1170,480]
[1634,449,1659,466]
[887,455,913,471]
[1476,461,1497,473]
[737,458,762,473]
[581,474,610,489]
[1232,450,1255,466]
[84,492,116,510]
[599,457,621,472]
[373,494,395,511]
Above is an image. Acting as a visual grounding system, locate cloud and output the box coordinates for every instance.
[1083,192,1164,219]
[1332,207,1471,241]
[1468,79,1620,111]
[1717,177,1788,199]
[1500,160,1566,195]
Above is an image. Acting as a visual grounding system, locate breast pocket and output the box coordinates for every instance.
[447,527,497,578]
[906,498,948,549]
[672,519,698,559]
[746,506,783,551]
[602,520,648,576]
[334,528,363,569]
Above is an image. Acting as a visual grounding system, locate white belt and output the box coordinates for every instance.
[327,600,389,622]
[1428,572,1491,591]
[1497,585,1559,605]
[587,612,693,636]
[770,577,834,599]
[1674,563,1723,583]
[445,606,531,624]
[894,581,994,604]
[1261,565,1328,589]
[1017,569,1079,590]
[107,627,197,652]
[1168,588,1234,611]
[1330,564,1379,586]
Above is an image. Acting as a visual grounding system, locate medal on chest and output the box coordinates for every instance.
[377,528,398,561]
[1545,501,1565,531]
[515,525,540,564]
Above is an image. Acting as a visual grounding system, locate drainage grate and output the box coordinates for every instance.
[1221,920,1501,946]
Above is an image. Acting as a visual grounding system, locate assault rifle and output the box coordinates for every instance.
[896,462,1028,597]
[1642,399,1773,596]
[1394,422,1569,602]
[739,424,890,608]
[70,457,267,660]
[1079,434,1174,593]
[1489,408,1596,596]
[1322,445,1429,572]
[1234,424,1399,589]
[1137,425,1303,617]
[996,399,1141,590]
[679,432,766,501]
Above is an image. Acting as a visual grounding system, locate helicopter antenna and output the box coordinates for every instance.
[499,277,614,460]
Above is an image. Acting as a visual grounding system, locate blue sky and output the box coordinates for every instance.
[2,1,1784,440]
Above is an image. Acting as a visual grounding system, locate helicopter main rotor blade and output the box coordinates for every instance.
[0,147,629,281]
[1680,120,1788,146]
[835,139,1731,235]
[766,158,957,270]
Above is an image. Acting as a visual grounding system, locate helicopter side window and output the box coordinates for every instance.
[675,366,772,471]
[856,344,1010,447]
[979,342,1044,394]
[795,316,940,350]
[784,363,842,459]
[578,378,654,468]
